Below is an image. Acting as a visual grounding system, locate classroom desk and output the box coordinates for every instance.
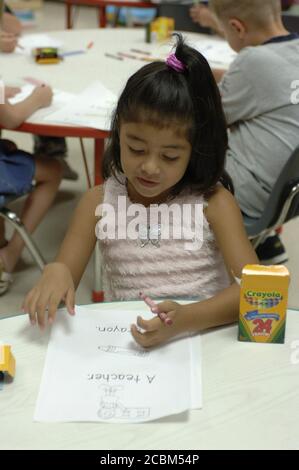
[0,303,299,450]
[65,0,156,29]
[0,28,232,186]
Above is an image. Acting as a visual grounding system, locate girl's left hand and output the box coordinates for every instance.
[131,300,186,348]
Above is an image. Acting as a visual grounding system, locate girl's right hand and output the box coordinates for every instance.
[23,262,75,330]
[32,85,53,108]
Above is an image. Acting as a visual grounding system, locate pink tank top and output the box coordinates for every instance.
[97,175,230,301]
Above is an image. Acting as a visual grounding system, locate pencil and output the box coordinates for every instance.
[105,53,123,61]
[130,48,151,56]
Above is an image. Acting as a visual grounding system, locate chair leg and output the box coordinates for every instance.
[79,138,92,189]
[0,208,45,271]
[250,230,272,250]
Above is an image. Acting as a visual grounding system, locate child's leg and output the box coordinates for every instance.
[0,158,62,273]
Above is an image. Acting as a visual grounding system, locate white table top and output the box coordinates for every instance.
[1,302,299,450]
[0,28,231,127]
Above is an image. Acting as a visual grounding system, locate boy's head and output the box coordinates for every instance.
[210,0,283,51]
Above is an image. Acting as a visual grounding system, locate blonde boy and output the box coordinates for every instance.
[209,0,299,263]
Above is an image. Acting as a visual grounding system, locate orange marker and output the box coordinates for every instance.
[87,41,94,50]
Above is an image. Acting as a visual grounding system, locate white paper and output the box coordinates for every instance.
[191,39,236,68]
[43,81,117,130]
[8,84,76,122]
[34,305,202,423]
[16,34,63,55]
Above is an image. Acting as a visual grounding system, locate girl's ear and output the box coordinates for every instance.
[229,18,246,38]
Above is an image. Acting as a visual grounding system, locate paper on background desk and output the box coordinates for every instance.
[34,305,202,423]
[8,84,76,122]
[191,38,236,68]
[16,34,64,55]
[43,81,117,130]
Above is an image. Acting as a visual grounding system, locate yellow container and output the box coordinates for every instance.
[239,264,290,343]
[148,17,174,43]
[0,344,16,378]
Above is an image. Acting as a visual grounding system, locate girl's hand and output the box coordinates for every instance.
[4,86,21,100]
[23,262,75,330]
[131,301,187,348]
[32,85,53,108]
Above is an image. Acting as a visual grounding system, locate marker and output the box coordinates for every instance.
[130,48,151,55]
[61,50,86,57]
[117,52,137,60]
[139,292,173,326]
[118,52,158,62]
[105,53,124,61]
[87,41,94,49]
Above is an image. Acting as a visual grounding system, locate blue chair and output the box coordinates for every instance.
[243,146,299,249]
[0,195,45,271]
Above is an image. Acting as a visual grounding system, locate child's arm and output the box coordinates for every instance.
[0,86,52,129]
[2,12,22,36]
[23,186,103,329]
[131,187,259,347]
[212,68,226,83]
[0,31,17,53]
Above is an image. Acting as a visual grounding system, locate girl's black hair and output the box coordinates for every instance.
[103,33,233,195]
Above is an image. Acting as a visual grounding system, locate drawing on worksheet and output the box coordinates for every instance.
[34,305,202,423]
[98,345,150,358]
[97,385,150,420]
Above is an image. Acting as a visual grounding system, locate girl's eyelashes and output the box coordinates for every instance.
[163,155,179,162]
[128,146,145,155]
[127,145,179,161]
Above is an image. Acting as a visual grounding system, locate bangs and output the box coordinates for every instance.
[117,63,194,139]
[121,106,193,140]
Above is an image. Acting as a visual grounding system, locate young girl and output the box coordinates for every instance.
[0,85,62,294]
[23,35,258,347]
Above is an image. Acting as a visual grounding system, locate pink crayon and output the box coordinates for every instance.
[139,292,173,326]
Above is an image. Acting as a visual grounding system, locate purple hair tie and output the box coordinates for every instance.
[166,53,186,73]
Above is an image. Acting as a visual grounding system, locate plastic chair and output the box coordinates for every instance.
[0,195,45,271]
[243,146,299,249]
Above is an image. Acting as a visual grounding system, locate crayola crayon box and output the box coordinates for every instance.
[238,265,290,343]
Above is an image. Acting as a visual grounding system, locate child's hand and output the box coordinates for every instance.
[189,4,218,29]
[23,262,75,330]
[0,32,17,53]
[4,86,21,100]
[131,300,186,348]
[32,85,53,108]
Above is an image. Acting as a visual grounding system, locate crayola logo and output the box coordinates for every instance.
[244,291,283,309]
[239,265,290,344]
[245,290,281,298]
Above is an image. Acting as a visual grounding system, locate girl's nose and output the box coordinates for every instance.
[141,156,160,176]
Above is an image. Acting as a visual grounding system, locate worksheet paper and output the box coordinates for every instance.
[16,34,63,55]
[8,84,76,122]
[43,81,117,130]
[34,305,202,423]
[191,38,236,68]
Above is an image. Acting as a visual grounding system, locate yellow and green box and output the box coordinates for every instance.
[239,264,290,343]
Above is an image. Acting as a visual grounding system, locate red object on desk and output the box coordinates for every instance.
[65,0,157,29]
